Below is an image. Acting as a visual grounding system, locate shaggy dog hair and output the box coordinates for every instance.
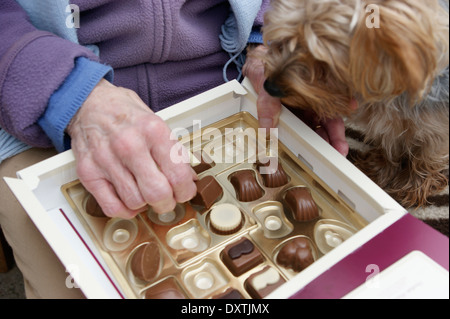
[259,0,449,207]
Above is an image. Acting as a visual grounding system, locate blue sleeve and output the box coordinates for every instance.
[38,57,113,152]
[248,27,263,44]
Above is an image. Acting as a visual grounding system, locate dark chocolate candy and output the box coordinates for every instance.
[276,237,314,272]
[284,187,319,221]
[144,278,186,299]
[244,266,286,299]
[131,242,161,282]
[84,193,107,218]
[190,175,223,209]
[229,170,264,202]
[221,238,264,276]
[256,161,289,188]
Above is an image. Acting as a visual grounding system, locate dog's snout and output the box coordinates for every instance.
[264,79,286,98]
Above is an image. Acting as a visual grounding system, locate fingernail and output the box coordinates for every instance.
[259,118,273,129]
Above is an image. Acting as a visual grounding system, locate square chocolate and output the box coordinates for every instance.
[221,237,264,277]
[190,175,223,209]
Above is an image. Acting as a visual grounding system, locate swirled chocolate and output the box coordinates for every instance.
[190,175,223,209]
[284,187,319,222]
[276,237,314,272]
[256,161,289,188]
[229,170,264,202]
[131,242,161,282]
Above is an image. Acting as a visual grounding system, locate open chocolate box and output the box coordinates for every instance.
[5,79,449,299]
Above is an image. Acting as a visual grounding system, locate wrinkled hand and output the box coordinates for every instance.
[67,79,197,219]
[243,45,350,157]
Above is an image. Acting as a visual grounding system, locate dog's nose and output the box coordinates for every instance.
[264,79,286,98]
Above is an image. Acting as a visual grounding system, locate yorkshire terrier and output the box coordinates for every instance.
[259,0,449,208]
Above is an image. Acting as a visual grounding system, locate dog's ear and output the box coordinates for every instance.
[349,1,439,102]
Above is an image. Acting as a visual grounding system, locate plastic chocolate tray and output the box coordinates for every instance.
[61,112,368,299]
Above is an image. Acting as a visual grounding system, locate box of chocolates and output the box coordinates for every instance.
[5,79,448,299]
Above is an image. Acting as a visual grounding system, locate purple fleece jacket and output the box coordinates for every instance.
[0,0,268,148]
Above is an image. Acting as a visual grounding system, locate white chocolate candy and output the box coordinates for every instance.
[210,203,242,233]
[251,267,280,291]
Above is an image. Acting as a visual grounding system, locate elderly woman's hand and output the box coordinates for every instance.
[243,45,349,157]
[67,79,197,219]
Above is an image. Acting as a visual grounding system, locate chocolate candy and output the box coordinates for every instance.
[256,161,289,188]
[230,170,264,202]
[131,242,161,282]
[83,193,107,218]
[284,187,319,221]
[144,278,186,299]
[244,266,285,299]
[191,152,213,175]
[209,204,243,235]
[276,237,314,272]
[212,288,243,299]
[191,175,223,209]
[221,238,264,276]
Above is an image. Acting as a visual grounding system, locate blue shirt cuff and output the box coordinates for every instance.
[38,57,113,152]
[248,27,263,44]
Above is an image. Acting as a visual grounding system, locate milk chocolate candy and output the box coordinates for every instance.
[229,170,264,202]
[192,152,213,175]
[191,175,223,209]
[244,266,285,299]
[256,161,289,188]
[144,278,186,299]
[131,242,161,282]
[276,237,314,272]
[212,288,243,299]
[285,187,319,221]
[83,193,107,218]
[221,238,264,276]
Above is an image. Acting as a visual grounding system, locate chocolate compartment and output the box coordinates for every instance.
[314,219,356,254]
[103,218,139,252]
[252,201,293,239]
[182,259,229,298]
[166,219,211,254]
[62,112,369,299]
